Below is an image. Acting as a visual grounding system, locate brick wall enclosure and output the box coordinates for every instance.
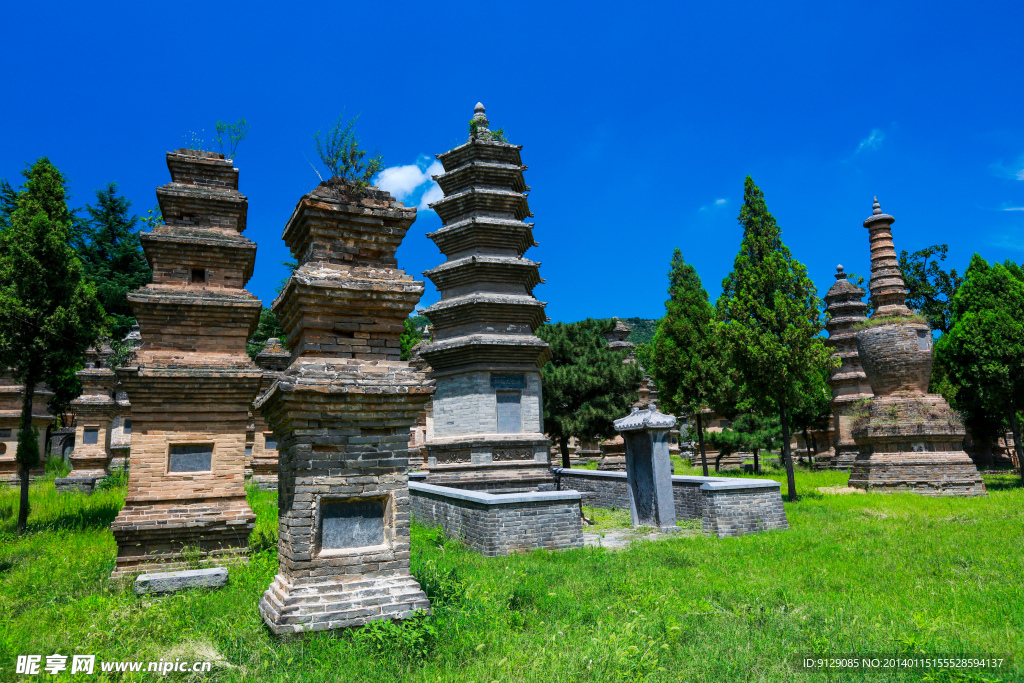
[410,482,583,556]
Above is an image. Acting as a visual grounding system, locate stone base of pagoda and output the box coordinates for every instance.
[425,435,554,492]
[849,395,986,497]
[250,460,278,491]
[829,445,860,470]
[260,573,430,636]
[110,497,255,578]
[109,447,129,471]
[597,436,626,471]
[58,444,110,494]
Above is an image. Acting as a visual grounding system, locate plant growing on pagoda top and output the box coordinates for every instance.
[468,118,506,142]
[313,113,383,187]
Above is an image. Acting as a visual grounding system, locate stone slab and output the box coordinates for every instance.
[134,567,228,595]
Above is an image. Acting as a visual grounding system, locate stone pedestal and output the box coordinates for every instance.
[257,179,432,636]
[849,199,985,496]
[613,405,679,533]
[420,104,553,493]
[110,150,260,576]
[597,436,626,471]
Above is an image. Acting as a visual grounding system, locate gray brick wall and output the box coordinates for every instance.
[410,482,582,556]
[700,487,789,537]
[432,371,542,438]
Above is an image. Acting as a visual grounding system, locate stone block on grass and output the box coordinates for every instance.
[134,567,228,595]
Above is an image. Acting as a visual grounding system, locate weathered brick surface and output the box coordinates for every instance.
[0,373,55,484]
[110,150,259,577]
[257,178,432,636]
[700,487,789,538]
[410,483,583,556]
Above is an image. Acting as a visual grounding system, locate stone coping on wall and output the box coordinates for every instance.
[410,480,580,505]
[551,467,782,490]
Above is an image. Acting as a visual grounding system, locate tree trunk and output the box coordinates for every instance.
[780,398,797,501]
[1011,412,1024,487]
[16,376,36,534]
[753,447,760,474]
[559,435,571,469]
[696,413,709,477]
[801,427,810,464]
[810,432,818,456]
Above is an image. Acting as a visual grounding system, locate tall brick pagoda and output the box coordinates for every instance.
[822,265,874,470]
[849,199,985,496]
[256,178,432,635]
[0,374,53,484]
[59,342,118,492]
[420,103,553,492]
[248,337,289,491]
[110,150,261,577]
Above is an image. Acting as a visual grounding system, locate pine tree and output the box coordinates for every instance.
[789,366,833,462]
[0,158,104,532]
[717,176,834,500]
[648,249,728,476]
[246,308,287,360]
[705,403,781,472]
[77,182,152,340]
[537,319,644,467]
[935,254,1024,484]
[399,317,423,361]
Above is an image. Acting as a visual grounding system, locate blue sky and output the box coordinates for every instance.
[2,1,1023,323]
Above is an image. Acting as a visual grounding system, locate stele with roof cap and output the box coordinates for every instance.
[612,404,679,532]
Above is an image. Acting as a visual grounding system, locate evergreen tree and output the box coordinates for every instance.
[898,244,963,334]
[537,319,644,467]
[247,308,287,360]
[935,255,1024,484]
[789,365,833,462]
[705,404,781,472]
[400,317,423,361]
[77,183,152,340]
[0,158,104,532]
[717,176,834,500]
[648,249,728,476]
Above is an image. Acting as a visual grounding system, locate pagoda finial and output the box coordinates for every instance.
[872,196,882,215]
[836,264,845,279]
[473,102,488,125]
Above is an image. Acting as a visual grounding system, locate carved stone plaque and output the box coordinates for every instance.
[493,447,534,461]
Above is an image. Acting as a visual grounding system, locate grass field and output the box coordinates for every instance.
[0,468,1021,682]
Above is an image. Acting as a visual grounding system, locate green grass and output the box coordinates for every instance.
[0,470,1021,682]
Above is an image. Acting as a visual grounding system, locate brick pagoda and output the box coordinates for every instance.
[109,324,142,470]
[256,178,432,635]
[59,342,119,492]
[849,199,985,496]
[249,337,289,491]
[0,374,53,484]
[110,150,261,577]
[419,103,552,492]
[822,265,874,470]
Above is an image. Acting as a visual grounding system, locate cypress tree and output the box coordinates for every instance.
[537,319,644,467]
[0,158,104,531]
[717,176,834,500]
[648,249,728,476]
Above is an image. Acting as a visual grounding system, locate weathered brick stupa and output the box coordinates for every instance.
[849,199,985,496]
[109,324,141,470]
[256,178,432,635]
[58,342,118,493]
[0,374,53,484]
[249,337,289,491]
[823,265,874,470]
[419,103,553,492]
[110,150,261,577]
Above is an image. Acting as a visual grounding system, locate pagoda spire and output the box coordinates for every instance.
[863,197,911,317]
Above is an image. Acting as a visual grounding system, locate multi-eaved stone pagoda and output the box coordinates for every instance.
[849,199,985,496]
[419,103,553,493]
[110,150,261,577]
[256,178,432,635]
[823,265,874,470]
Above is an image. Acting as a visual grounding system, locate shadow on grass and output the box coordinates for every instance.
[983,476,1023,492]
[0,481,124,534]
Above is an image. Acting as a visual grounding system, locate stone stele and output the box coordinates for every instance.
[613,404,679,533]
[256,178,433,635]
[849,199,985,496]
[110,149,261,577]
[419,103,553,493]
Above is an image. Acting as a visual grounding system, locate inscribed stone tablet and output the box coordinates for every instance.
[496,391,522,434]
[491,373,526,390]
[321,499,385,550]
[169,444,213,472]
[83,428,99,445]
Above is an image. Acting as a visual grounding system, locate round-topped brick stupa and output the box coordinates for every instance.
[419,103,552,492]
[849,199,984,496]
[822,265,874,470]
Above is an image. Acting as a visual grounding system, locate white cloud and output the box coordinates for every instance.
[714,198,727,206]
[699,198,729,212]
[856,128,885,153]
[1002,206,1024,211]
[374,156,445,211]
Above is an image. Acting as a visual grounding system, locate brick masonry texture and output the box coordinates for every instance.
[553,469,788,538]
[110,150,260,577]
[256,178,432,636]
[409,483,583,556]
[0,373,53,484]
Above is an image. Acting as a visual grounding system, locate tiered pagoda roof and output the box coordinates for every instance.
[419,103,550,373]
